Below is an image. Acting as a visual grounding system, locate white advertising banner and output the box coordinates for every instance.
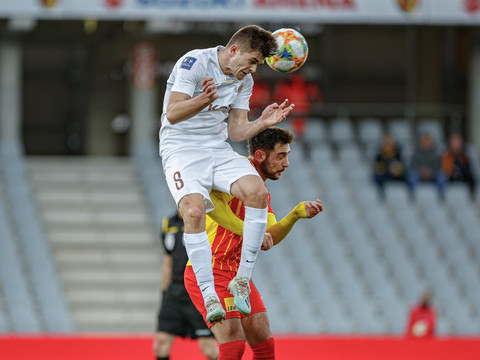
[0,0,479,25]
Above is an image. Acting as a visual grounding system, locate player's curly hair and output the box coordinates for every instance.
[248,126,295,156]
[227,25,278,58]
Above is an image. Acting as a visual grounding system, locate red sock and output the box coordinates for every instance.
[251,337,275,360]
[218,340,245,360]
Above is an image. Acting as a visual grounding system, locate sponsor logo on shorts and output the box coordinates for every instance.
[224,297,236,312]
[180,56,197,70]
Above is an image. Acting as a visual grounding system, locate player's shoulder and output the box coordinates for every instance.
[178,47,217,71]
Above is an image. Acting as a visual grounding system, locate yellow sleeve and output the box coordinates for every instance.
[161,217,169,236]
[207,190,244,236]
[267,202,307,245]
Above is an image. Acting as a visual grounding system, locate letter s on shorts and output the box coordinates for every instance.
[173,171,184,190]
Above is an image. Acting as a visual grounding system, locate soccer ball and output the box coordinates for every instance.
[266,28,309,73]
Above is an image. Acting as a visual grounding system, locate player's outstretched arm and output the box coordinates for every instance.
[166,77,218,124]
[207,190,244,235]
[267,199,323,246]
[228,99,295,142]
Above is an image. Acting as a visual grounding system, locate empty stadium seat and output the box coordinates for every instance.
[357,117,384,147]
[329,117,356,145]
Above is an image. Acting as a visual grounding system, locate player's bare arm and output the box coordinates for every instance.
[227,99,295,142]
[165,77,218,124]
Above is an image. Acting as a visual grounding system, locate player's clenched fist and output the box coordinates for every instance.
[304,199,323,218]
[202,76,218,102]
[261,233,274,251]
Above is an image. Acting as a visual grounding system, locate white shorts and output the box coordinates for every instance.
[162,144,260,212]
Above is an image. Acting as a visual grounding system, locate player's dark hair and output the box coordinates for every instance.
[227,25,277,58]
[248,126,295,156]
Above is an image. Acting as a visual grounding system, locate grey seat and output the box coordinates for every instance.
[358,117,384,147]
[329,117,355,145]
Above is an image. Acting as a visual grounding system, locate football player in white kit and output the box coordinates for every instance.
[159,25,294,324]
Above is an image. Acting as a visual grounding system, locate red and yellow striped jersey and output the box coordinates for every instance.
[206,192,276,273]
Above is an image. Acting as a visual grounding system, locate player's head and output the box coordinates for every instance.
[225,25,277,80]
[248,126,295,181]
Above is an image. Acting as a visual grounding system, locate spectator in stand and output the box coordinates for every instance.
[441,133,476,197]
[271,72,323,158]
[373,134,406,197]
[407,133,447,196]
[406,290,436,339]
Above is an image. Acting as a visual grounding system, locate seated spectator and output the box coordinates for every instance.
[407,133,447,196]
[406,290,436,339]
[373,134,406,197]
[441,133,476,196]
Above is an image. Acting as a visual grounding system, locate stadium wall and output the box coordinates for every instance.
[0,335,479,360]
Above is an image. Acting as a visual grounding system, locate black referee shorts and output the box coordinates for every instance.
[156,282,213,339]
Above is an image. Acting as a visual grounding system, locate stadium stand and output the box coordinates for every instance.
[27,155,161,332]
[1,117,479,336]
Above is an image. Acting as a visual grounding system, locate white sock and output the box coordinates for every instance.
[237,206,268,280]
[183,232,217,302]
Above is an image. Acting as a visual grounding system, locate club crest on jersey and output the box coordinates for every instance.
[223,75,236,83]
[180,56,197,70]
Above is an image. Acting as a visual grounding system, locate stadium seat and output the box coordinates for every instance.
[303,117,328,145]
[338,142,365,167]
[444,182,471,208]
[357,117,384,147]
[383,182,411,207]
[328,117,356,145]
[387,118,414,146]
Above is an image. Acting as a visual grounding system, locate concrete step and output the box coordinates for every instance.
[27,156,162,333]
[60,269,161,287]
[49,228,157,246]
[41,208,151,227]
[36,190,144,207]
[55,248,161,266]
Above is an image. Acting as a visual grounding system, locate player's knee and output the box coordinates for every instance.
[243,183,268,208]
[154,333,172,356]
[180,200,205,227]
[199,338,219,360]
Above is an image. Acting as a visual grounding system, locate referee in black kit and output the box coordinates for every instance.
[154,211,218,360]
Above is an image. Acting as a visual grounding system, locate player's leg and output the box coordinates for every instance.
[179,193,225,323]
[153,331,176,360]
[186,267,247,360]
[211,318,246,360]
[198,337,219,360]
[241,312,275,360]
[163,149,225,323]
[184,284,219,360]
[229,174,268,314]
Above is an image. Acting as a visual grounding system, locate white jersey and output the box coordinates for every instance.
[159,46,254,158]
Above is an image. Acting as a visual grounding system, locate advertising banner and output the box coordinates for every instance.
[0,0,479,25]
